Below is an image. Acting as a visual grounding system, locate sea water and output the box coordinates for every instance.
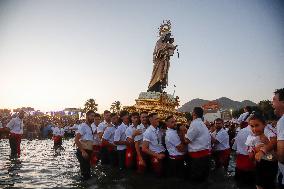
[0,139,243,189]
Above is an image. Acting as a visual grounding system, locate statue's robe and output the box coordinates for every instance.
[148,38,174,92]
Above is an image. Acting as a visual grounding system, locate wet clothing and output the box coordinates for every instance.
[7,117,24,158]
[9,133,22,158]
[76,149,93,180]
[114,122,128,170]
[76,123,94,179]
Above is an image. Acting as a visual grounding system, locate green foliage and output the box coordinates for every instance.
[83,99,98,113]
[184,112,192,121]
[258,100,276,120]
[110,101,121,113]
[232,101,276,121]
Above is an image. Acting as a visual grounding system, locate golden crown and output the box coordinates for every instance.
[159,20,171,37]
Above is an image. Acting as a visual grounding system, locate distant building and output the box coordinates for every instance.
[202,101,232,122]
[204,109,221,122]
[202,101,220,111]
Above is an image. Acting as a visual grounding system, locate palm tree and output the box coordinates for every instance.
[83,99,98,113]
[110,101,121,113]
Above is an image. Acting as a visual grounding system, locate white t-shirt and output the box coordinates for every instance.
[114,122,128,150]
[72,124,79,130]
[52,126,61,136]
[102,125,116,144]
[277,115,284,140]
[237,112,249,124]
[213,128,230,151]
[232,126,252,155]
[97,121,109,134]
[245,127,276,161]
[91,123,100,145]
[134,124,147,147]
[60,128,65,136]
[7,117,24,134]
[235,127,241,135]
[277,115,284,184]
[77,123,94,141]
[125,124,137,139]
[143,125,165,153]
[165,128,185,156]
[0,121,3,128]
[185,118,211,152]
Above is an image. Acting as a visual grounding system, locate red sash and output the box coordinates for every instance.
[236,154,255,171]
[101,141,114,152]
[125,146,135,169]
[9,133,22,157]
[218,149,231,166]
[52,136,62,143]
[151,154,164,176]
[188,149,210,158]
[169,155,185,160]
[90,145,101,166]
[136,148,147,174]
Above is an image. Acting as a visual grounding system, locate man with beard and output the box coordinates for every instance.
[75,110,96,180]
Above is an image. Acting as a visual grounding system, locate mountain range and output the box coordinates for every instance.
[178,97,257,112]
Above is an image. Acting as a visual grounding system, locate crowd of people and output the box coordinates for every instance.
[0,88,284,189]
[0,113,79,140]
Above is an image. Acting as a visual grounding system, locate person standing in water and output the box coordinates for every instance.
[75,110,95,180]
[5,110,25,158]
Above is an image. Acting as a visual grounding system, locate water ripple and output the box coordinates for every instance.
[0,139,240,189]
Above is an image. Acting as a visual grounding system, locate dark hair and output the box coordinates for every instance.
[94,113,101,118]
[165,115,174,122]
[193,107,203,118]
[131,112,140,117]
[119,110,129,118]
[148,112,158,118]
[249,113,266,125]
[110,113,117,118]
[275,88,284,101]
[215,118,224,123]
[104,110,111,115]
[140,111,148,115]
[86,110,95,116]
[245,106,252,113]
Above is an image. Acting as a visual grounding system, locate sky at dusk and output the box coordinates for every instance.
[0,0,283,112]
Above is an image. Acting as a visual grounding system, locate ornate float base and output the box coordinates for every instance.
[123,92,187,124]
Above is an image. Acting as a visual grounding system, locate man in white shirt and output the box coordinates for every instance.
[125,112,141,169]
[237,106,252,127]
[90,113,102,166]
[114,110,129,170]
[272,88,284,188]
[101,113,118,166]
[211,118,230,170]
[134,111,149,173]
[184,107,210,182]
[97,110,111,140]
[142,113,166,177]
[52,124,63,148]
[5,110,25,158]
[75,110,96,180]
[165,115,186,177]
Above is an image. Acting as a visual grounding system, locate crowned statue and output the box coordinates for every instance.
[123,20,186,124]
[148,20,178,93]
